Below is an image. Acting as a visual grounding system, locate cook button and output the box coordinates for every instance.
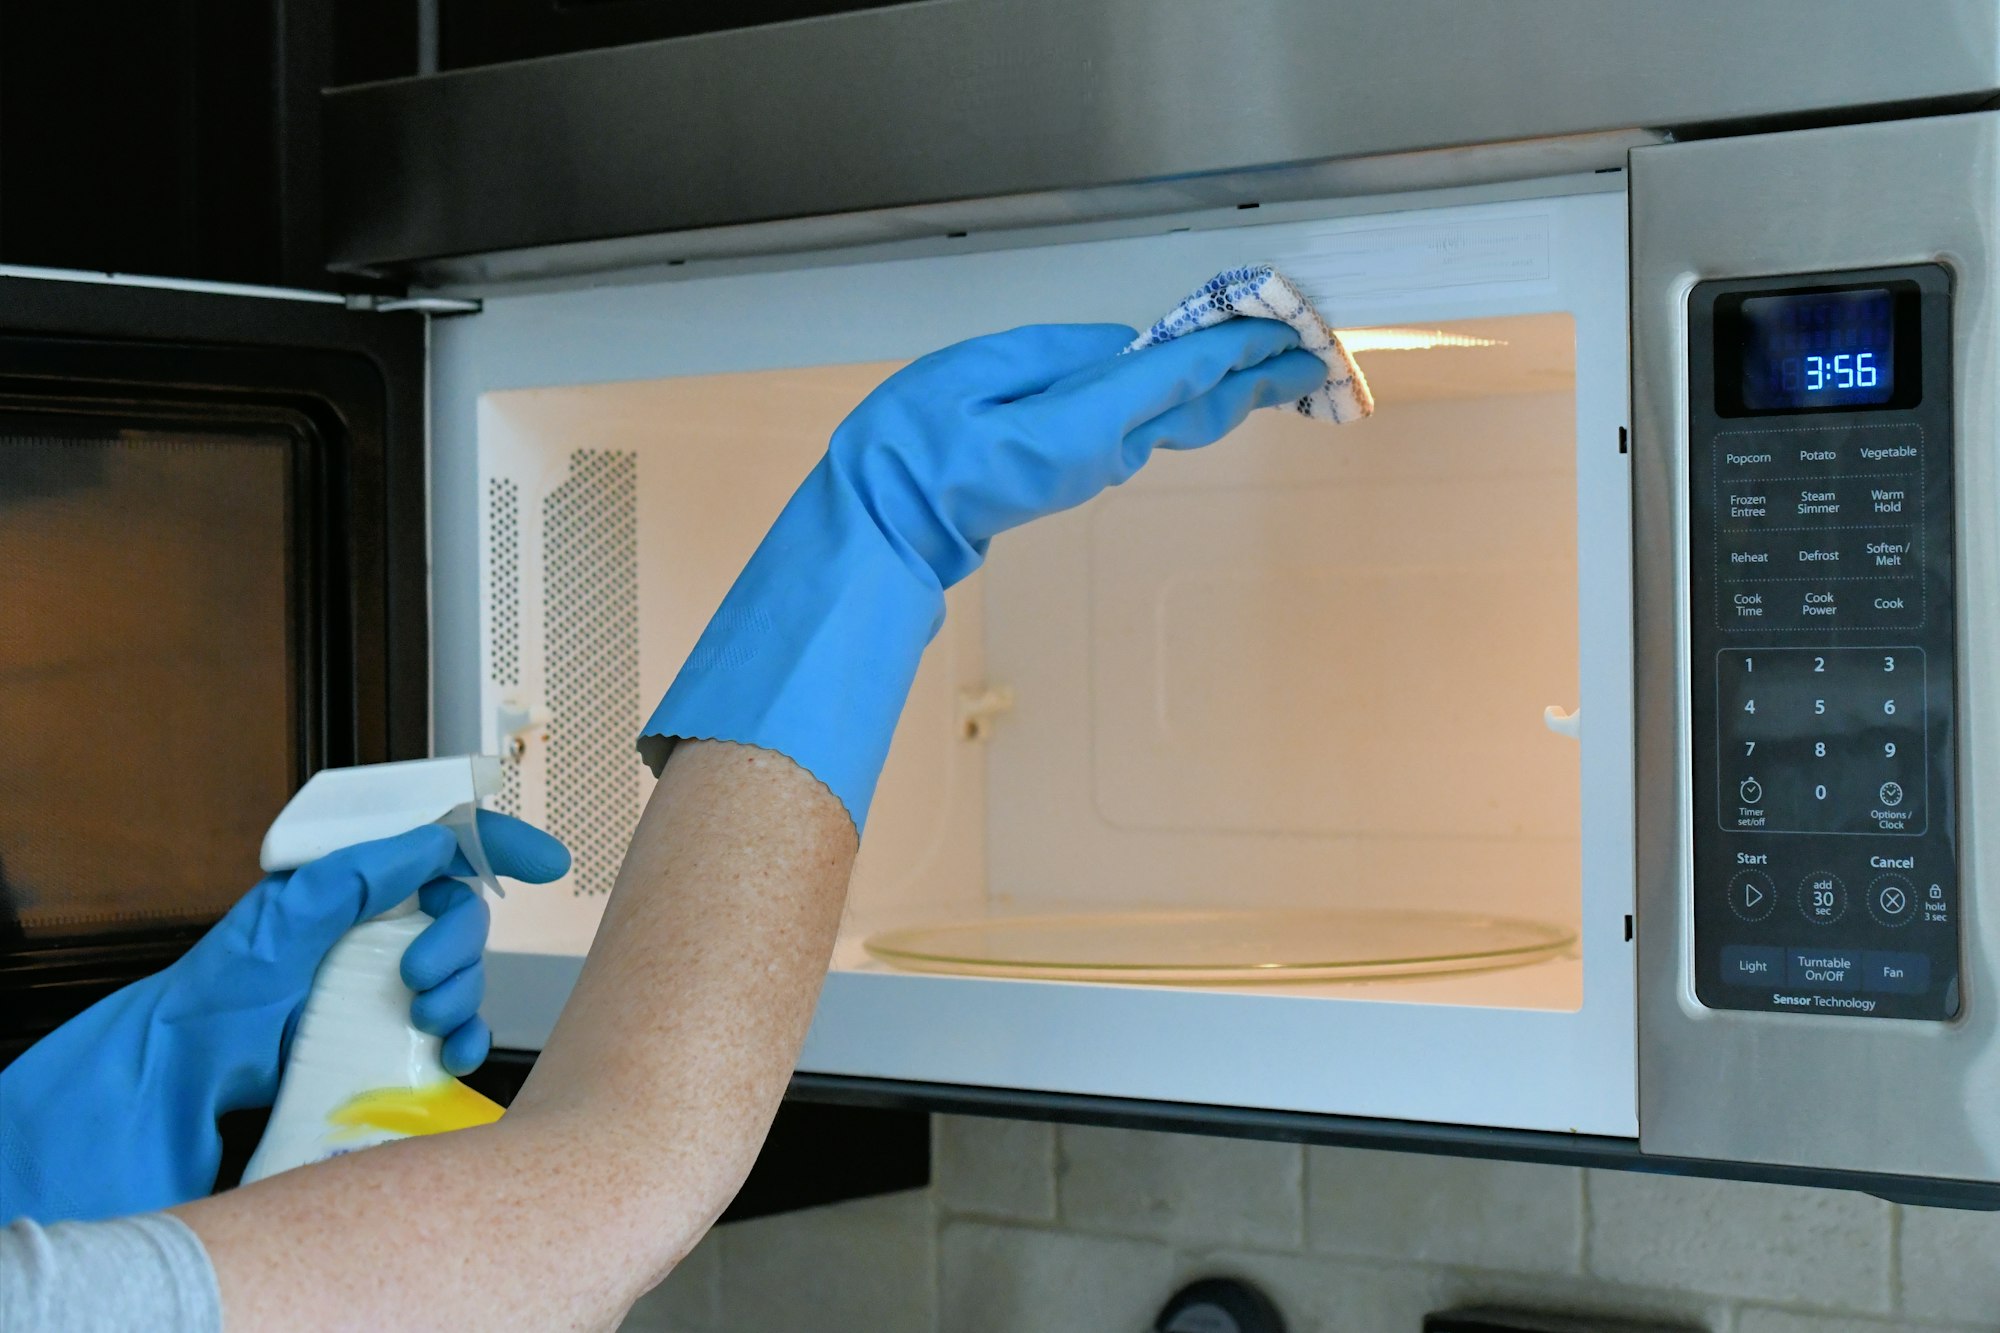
[1787,948,1861,991]
[1861,951,1931,995]
[1721,945,1784,986]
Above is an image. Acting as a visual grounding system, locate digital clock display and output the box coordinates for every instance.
[1736,287,1897,411]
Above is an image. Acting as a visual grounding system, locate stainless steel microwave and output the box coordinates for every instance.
[9,1,2000,1206]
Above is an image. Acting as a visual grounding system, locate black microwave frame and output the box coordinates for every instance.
[0,274,427,1053]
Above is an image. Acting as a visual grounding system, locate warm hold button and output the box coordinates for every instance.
[1787,948,1861,991]
[1861,951,1931,994]
[1721,945,1785,986]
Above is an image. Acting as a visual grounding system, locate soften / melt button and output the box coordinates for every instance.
[1721,945,1785,986]
[1787,948,1861,991]
[1862,951,1931,995]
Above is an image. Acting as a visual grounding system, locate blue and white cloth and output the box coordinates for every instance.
[1130,265,1374,424]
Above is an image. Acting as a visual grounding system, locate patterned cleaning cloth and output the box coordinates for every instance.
[1129,264,1374,424]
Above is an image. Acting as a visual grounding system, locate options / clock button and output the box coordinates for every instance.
[1728,869,1777,922]
[1798,871,1847,925]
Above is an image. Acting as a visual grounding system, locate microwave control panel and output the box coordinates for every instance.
[1686,265,1960,1021]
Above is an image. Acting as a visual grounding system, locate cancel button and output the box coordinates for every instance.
[1787,948,1861,991]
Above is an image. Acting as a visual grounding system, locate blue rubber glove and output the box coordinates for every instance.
[639,319,1323,829]
[0,810,569,1224]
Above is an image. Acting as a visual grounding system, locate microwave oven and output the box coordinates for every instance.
[9,14,1999,1206]
[415,111,1994,1204]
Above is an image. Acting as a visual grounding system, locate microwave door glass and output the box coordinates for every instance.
[0,428,299,946]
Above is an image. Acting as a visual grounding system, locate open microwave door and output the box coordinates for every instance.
[0,274,427,1050]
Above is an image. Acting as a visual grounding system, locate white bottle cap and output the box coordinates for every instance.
[259,755,508,898]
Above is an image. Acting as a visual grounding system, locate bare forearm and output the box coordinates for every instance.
[176,741,856,1331]
[510,740,857,1244]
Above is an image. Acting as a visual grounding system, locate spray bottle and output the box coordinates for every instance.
[242,755,513,1184]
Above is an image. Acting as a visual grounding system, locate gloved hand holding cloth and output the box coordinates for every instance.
[640,270,1366,829]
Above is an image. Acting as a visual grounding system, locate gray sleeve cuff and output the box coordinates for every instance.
[0,1212,222,1333]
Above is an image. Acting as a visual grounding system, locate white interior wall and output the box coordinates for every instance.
[478,316,1583,984]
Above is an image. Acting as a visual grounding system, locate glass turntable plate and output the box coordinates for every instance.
[862,908,1577,984]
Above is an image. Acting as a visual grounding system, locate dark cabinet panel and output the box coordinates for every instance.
[0,1,417,289]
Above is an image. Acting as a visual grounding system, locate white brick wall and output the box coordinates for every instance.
[620,1117,2000,1333]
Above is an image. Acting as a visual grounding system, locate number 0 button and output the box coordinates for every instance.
[1798,871,1848,926]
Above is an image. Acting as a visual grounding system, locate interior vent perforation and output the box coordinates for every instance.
[541,449,640,896]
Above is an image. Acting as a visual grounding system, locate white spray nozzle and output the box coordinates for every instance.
[260,755,509,901]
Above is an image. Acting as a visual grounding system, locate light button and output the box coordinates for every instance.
[1720,945,1784,987]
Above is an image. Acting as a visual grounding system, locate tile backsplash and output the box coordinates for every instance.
[621,1117,2000,1333]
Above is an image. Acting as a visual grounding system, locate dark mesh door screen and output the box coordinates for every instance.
[0,428,298,942]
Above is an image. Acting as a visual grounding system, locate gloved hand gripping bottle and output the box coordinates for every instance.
[242,755,512,1183]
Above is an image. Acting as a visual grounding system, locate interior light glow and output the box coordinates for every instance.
[1335,327,1506,353]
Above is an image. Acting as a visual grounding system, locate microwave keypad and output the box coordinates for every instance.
[1688,266,1960,1021]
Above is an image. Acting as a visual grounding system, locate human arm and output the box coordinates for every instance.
[0,811,557,1225]
[172,318,1322,1330]
[174,739,851,1331]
